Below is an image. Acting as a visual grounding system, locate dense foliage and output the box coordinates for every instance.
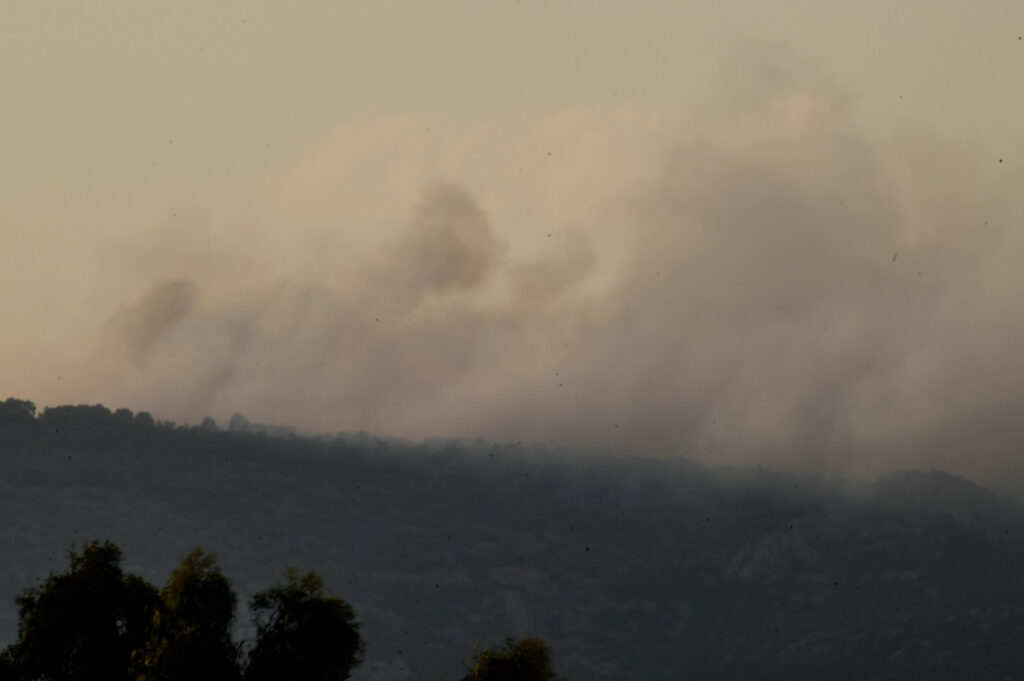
[3,542,157,681]
[246,570,364,681]
[133,549,241,681]
[461,637,563,681]
[0,542,364,681]
[0,535,560,681]
[2,397,1024,680]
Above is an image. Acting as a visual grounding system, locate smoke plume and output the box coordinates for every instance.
[76,56,1024,490]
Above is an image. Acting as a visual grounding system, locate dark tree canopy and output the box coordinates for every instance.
[132,549,240,681]
[3,541,159,681]
[461,637,565,681]
[228,412,250,433]
[0,398,35,424]
[0,545,370,681]
[244,569,365,681]
[134,411,155,428]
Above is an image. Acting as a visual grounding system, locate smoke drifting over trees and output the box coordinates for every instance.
[34,55,1024,490]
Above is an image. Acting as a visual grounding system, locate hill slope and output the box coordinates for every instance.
[3,399,1024,680]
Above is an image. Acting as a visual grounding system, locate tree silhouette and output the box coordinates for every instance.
[228,413,250,433]
[132,549,241,681]
[0,540,373,681]
[2,541,159,681]
[244,569,364,681]
[461,637,565,681]
[0,397,35,424]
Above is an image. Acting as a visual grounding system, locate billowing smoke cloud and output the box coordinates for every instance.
[81,56,1024,490]
[109,280,199,364]
[392,183,503,302]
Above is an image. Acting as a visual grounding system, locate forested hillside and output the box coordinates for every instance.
[3,397,1024,680]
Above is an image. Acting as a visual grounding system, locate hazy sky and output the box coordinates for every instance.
[3,2,1024,483]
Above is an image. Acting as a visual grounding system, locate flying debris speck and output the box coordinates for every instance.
[892,252,898,262]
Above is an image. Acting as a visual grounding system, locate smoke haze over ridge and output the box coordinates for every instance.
[14,53,1024,490]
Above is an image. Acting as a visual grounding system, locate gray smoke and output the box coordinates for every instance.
[110,280,199,364]
[87,57,1024,491]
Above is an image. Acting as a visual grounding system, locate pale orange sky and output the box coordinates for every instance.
[3,2,1024,482]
